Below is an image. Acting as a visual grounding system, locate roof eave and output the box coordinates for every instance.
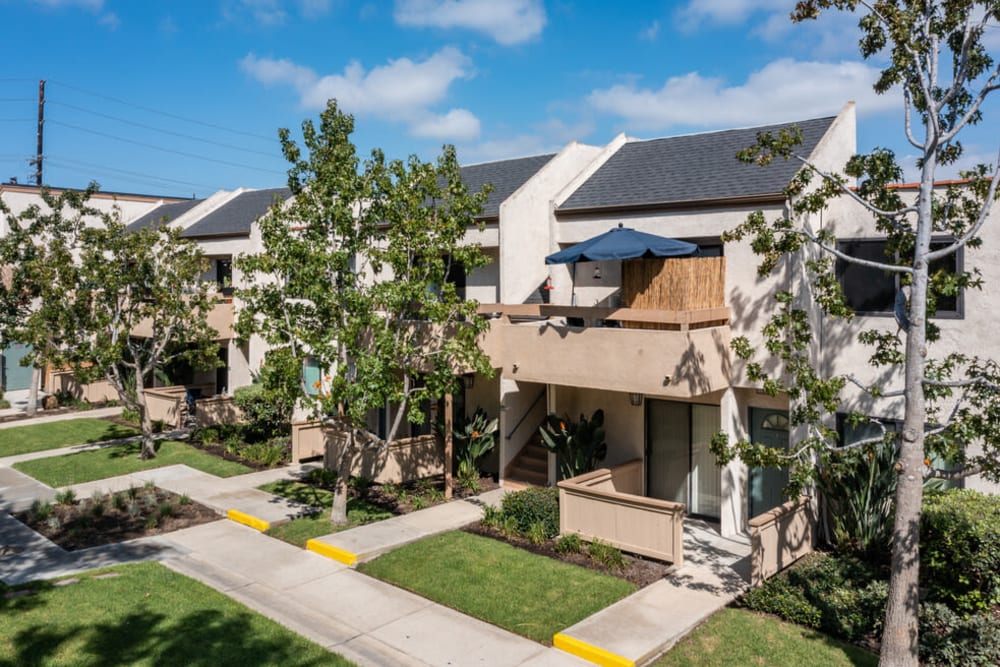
[555,192,788,217]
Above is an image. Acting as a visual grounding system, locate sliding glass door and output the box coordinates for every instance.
[646,399,721,520]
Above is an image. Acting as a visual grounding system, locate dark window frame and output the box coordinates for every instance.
[835,237,964,319]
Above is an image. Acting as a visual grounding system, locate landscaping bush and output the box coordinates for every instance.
[588,539,626,570]
[921,489,1000,614]
[498,487,559,538]
[741,553,885,642]
[232,349,298,442]
[445,408,497,494]
[538,410,607,480]
[919,602,1000,666]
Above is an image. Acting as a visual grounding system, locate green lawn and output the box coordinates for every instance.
[0,418,139,457]
[358,531,636,643]
[0,562,353,666]
[13,440,250,487]
[652,608,878,667]
[260,480,393,547]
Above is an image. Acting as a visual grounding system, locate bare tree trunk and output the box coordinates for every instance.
[879,163,935,667]
[135,382,157,460]
[444,391,453,499]
[26,366,40,416]
[330,429,355,525]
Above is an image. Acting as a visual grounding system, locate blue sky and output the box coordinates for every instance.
[2,0,997,199]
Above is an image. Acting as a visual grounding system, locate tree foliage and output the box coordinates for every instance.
[235,100,493,523]
[0,186,220,458]
[710,2,1000,665]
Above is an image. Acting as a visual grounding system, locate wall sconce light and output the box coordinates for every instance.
[629,392,643,407]
[593,265,602,280]
[463,373,475,390]
[512,363,519,373]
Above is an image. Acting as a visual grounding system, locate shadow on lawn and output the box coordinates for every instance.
[84,424,140,444]
[0,608,332,667]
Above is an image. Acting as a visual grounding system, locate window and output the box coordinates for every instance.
[216,258,233,297]
[835,239,962,317]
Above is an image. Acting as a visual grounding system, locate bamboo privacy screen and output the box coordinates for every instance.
[621,256,726,329]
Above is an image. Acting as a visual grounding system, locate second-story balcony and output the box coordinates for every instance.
[131,293,235,341]
[476,255,731,398]
[477,302,731,398]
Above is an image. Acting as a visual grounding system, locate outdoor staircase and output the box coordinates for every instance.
[503,436,549,489]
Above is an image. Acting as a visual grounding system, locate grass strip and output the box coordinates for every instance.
[0,418,139,457]
[0,561,353,666]
[260,480,392,547]
[358,531,636,643]
[13,440,250,486]
[651,607,878,667]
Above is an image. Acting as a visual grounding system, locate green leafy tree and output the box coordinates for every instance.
[236,100,493,525]
[712,2,1000,664]
[0,186,219,458]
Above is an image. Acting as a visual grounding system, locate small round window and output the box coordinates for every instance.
[761,413,789,431]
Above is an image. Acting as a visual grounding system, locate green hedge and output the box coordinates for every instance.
[499,487,559,538]
[921,489,1000,614]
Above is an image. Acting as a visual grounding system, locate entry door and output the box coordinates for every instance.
[748,408,790,518]
[2,342,33,391]
[646,400,722,519]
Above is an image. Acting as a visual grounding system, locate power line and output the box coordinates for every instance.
[47,119,287,176]
[0,118,34,122]
[46,155,221,191]
[47,79,278,143]
[44,160,209,196]
[47,99,279,158]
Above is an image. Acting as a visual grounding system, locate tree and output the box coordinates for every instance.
[0,186,219,458]
[711,2,1000,665]
[236,100,493,525]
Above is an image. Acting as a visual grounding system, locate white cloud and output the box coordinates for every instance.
[98,12,120,29]
[588,59,897,132]
[223,0,287,26]
[299,0,334,18]
[458,118,594,163]
[674,0,786,31]
[640,20,660,42]
[410,109,481,141]
[394,0,546,45]
[240,48,480,141]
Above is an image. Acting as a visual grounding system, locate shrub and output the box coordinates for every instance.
[91,502,105,518]
[526,520,549,544]
[121,407,140,424]
[921,489,1000,614]
[741,552,885,642]
[499,487,559,538]
[588,539,626,570]
[111,493,127,510]
[196,426,220,444]
[446,407,498,493]
[232,349,298,442]
[920,602,1000,666]
[481,504,503,529]
[178,494,191,506]
[30,499,52,522]
[54,489,76,506]
[145,516,159,529]
[158,502,175,518]
[308,467,338,488]
[554,533,583,554]
[241,436,290,466]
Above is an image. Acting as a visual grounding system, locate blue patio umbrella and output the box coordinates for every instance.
[544,224,699,264]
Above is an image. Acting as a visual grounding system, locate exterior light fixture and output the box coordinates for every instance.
[629,392,643,407]
[593,265,602,280]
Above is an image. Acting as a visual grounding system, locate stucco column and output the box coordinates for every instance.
[719,387,748,537]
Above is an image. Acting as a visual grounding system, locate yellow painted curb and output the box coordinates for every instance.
[553,633,634,667]
[227,509,270,532]
[306,539,358,567]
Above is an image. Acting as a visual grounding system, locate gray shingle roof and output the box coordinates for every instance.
[558,116,836,212]
[180,188,291,238]
[460,154,555,219]
[125,199,203,233]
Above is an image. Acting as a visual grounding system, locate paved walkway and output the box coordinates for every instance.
[0,405,123,428]
[0,421,749,666]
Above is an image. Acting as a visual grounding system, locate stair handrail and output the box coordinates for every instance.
[505,389,546,440]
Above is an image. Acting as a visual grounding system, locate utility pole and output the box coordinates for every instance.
[31,80,45,186]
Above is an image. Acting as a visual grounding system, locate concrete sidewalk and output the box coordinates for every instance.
[0,405,124,429]
[162,521,588,667]
[307,487,505,565]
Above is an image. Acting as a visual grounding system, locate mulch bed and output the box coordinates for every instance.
[305,473,500,516]
[464,521,674,588]
[185,439,278,472]
[17,487,220,551]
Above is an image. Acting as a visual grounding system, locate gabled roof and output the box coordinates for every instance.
[558,116,836,212]
[126,199,204,233]
[460,154,555,219]
[180,187,290,238]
